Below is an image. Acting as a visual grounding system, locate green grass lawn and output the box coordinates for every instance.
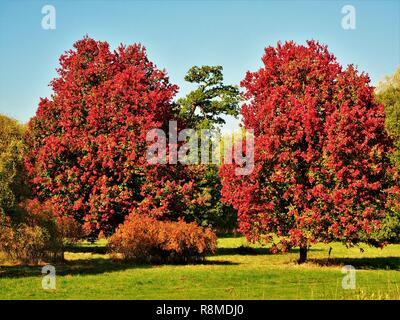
[1,236,400,300]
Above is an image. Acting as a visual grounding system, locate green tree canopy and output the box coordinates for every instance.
[374,66,400,243]
[176,65,241,130]
[375,65,400,168]
[174,66,241,233]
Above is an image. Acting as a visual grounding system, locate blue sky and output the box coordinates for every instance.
[0,0,399,133]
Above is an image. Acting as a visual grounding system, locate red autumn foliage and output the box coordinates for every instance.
[220,41,400,259]
[108,213,217,263]
[134,164,212,221]
[25,37,180,236]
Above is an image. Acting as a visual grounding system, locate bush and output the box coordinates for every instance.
[0,218,54,264]
[108,214,217,263]
[158,219,218,263]
[22,199,83,246]
[0,199,83,264]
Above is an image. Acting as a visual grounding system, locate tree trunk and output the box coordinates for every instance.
[298,245,308,264]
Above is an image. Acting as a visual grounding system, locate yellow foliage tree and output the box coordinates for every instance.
[0,114,29,218]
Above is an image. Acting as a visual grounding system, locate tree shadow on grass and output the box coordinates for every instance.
[309,257,400,270]
[0,256,237,279]
[216,246,323,256]
[216,246,271,256]
[185,260,238,266]
[0,259,150,279]
[64,245,107,254]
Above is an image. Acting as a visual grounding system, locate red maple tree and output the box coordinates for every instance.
[25,37,180,236]
[220,41,399,262]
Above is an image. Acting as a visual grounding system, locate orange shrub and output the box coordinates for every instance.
[0,199,84,264]
[22,199,83,245]
[0,217,52,264]
[108,214,217,263]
